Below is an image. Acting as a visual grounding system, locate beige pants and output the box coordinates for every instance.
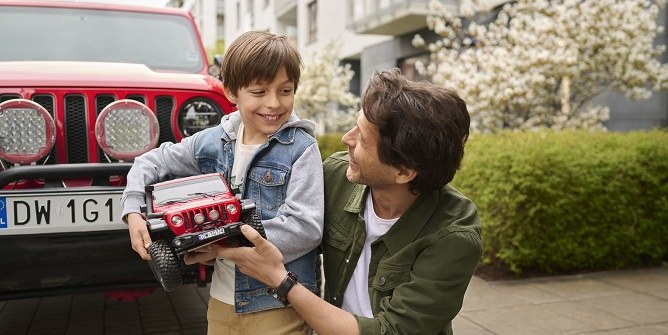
[207,297,311,335]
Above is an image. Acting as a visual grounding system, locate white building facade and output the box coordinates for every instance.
[187,0,666,131]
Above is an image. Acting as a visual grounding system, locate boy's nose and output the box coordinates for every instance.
[264,93,280,109]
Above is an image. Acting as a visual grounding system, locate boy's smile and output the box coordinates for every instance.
[225,67,294,145]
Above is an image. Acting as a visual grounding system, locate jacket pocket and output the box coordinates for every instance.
[372,264,411,292]
[247,166,288,216]
[323,217,352,251]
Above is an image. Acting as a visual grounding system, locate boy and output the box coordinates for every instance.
[121,30,324,335]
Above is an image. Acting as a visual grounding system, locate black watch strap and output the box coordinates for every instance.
[268,271,298,305]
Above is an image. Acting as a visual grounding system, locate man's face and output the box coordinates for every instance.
[341,110,398,187]
[225,67,294,145]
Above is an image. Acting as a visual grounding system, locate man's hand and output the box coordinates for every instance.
[183,245,217,266]
[127,213,152,260]
[217,224,288,288]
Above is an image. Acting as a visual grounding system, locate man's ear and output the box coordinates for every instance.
[223,86,236,104]
[395,166,417,185]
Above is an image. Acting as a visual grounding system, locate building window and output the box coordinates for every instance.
[236,1,241,29]
[307,1,317,43]
[247,0,255,28]
[398,54,430,82]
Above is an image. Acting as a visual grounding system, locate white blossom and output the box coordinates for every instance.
[294,40,359,134]
[414,0,667,132]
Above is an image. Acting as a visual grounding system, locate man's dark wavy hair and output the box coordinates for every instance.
[362,68,470,194]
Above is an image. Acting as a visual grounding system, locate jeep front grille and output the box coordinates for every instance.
[185,204,229,232]
[0,92,176,164]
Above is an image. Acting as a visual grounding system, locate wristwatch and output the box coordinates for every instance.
[268,271,298,305]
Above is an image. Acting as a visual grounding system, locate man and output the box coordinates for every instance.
[189,68,482,335]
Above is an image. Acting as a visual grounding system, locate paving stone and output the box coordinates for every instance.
[464,304,594,335]
[579,292,668,325]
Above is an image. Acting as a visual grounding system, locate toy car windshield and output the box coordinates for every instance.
[152,174,230,206]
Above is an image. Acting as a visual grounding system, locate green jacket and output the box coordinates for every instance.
[322,152,482,335]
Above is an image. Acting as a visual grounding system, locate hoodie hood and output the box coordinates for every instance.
[220,111,316,142]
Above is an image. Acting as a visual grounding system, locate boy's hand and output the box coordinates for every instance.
[127,213,152,260]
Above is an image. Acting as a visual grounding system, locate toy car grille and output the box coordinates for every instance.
[185,204,228,230]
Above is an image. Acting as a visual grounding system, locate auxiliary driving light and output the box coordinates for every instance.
[209,210,220,221]
[0,99,56,164]
[194,213,206,224]
[95,99,159,161]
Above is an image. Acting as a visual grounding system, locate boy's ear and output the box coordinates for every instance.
[223,86,236,104]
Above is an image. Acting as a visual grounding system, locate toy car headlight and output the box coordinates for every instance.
[171,215,184,227]
[177,98,222,137]
[226,204,238,214]
[0,99,56,164]
[95,99,159,161]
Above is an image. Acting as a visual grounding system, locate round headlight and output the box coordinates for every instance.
[171,215,183,227]
[226,203,238,214]
[0,99,56,164]
[95,99,159,161]
[209,210,220,221]
[177,98,222,137]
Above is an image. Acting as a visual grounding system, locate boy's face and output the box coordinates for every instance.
[225,67,294,144]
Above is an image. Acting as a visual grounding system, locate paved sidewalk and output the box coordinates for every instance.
[454,264,668,335]
[0,264,666,334]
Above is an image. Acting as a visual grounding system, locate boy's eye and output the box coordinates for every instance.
[250,90,265,95]
[280,88,294,95]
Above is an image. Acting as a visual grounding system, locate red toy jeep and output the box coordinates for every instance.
[142,173,265,291]
[0,1,235,300]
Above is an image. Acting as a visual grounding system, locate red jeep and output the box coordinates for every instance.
[143,173,265,291]
[0,1,235,300]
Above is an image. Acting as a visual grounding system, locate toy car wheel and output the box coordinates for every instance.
[242,210,266,240]
[147,240,183,291]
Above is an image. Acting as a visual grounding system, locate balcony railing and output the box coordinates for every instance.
[349,0,458,36]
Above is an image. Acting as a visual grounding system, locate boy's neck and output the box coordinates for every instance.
[239,123,267,145]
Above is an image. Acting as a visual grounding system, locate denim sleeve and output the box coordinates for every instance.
[261,142,325,263]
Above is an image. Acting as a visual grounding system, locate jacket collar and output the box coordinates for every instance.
[343,183,438,255]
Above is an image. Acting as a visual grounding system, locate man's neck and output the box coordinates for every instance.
[369,186,420,220]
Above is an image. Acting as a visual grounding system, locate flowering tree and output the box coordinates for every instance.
[413,0,668,132]
[295,40,359,134]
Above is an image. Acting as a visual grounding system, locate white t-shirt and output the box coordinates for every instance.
[209,123,261,305]
[341,192,398,317]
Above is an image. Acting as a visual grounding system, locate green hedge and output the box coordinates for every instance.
[317,133,346,161]
[452,130,668,275]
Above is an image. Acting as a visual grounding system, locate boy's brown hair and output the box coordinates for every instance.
[220,30,302,95]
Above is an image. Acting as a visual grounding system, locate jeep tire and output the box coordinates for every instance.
[148,240,183,291]
[241,210,266,245]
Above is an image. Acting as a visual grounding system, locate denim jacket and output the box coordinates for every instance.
[194,113,322,312]
[121,112,324,313]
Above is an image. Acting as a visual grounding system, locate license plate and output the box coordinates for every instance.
[0,190,125,235]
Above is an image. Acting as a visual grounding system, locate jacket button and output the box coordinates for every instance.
[378,277,386,286]
[264,170,272,182]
